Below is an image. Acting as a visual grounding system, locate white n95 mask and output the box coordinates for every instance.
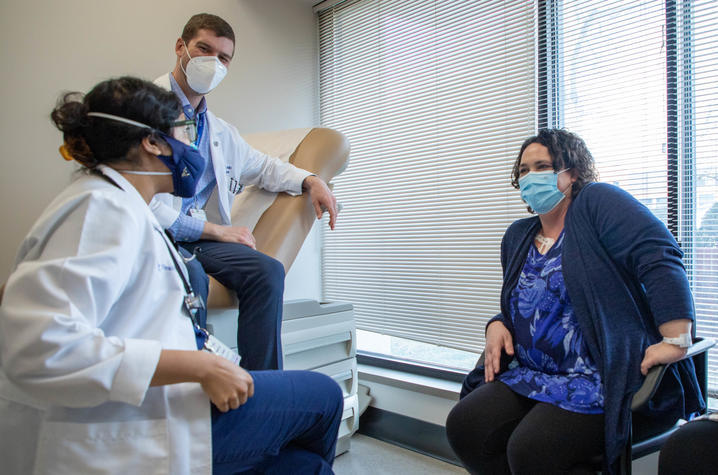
[182,43,228,94]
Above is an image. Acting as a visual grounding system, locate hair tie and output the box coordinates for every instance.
[59,143,75,161]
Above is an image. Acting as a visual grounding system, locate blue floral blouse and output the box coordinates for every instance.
[498,231,604,414]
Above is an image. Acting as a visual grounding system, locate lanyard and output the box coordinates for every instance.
[194,111,205,149]
[159,230,241,365]
[190,112,206,211]
[158,230,205,328]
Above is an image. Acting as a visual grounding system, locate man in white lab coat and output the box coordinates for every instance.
[151,14,338,370]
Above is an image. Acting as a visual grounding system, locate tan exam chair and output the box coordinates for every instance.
[206,127,350,308]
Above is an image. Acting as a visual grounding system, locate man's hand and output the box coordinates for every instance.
[202,222,256,249]
[302,175,338,230]
[484,321,514,382]
[199,353,255,412]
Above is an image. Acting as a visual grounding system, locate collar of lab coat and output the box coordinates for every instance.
[97,165,143,197]
[97,165,165,228]
[96,165,188,281]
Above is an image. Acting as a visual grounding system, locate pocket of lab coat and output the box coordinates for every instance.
[34,418,170,474]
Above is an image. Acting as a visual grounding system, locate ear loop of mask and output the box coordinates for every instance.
[87,112,154,130]
[119,170,172,176]
[556,169,570,194]
[86,112,172,175]
[180,41,192,78]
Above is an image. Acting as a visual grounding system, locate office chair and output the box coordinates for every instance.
[600,337,715,474]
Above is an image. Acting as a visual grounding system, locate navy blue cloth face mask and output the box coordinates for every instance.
[86,112,206,198]
[155,132,206,198]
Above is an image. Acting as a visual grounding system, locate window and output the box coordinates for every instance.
[318,0,718,390]
[685,0,718,395]
[543,1,669,214]
[540,0,718,394]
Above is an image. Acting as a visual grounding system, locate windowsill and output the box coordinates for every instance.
[358,362,462,401]
[358,358,718,412]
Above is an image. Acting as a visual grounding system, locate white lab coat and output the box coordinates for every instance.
[0,166,212,474]
[150,73,311,229]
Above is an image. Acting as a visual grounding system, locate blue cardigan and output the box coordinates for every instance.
[460,182,704,471]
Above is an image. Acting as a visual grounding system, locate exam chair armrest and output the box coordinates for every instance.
[631,337,716,411]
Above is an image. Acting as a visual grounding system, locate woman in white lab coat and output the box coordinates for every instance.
[0,77,342,475]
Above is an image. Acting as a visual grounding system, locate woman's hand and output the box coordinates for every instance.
[199,354,255,412]
[640,342,688,376]
[484,321,514,382]
[150,350,254,412]
[640,319,692,375]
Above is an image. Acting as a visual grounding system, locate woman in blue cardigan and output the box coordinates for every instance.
[446,129,704,473]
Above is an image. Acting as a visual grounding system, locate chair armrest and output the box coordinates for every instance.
[631,338,716,410]
[0,282,5,305]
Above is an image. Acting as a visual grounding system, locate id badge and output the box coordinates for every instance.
[189,208,207,221]
[203,332,242,366]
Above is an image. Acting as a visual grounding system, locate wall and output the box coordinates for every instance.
[0,0,322,299]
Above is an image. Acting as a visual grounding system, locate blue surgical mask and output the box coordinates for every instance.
[518,169,570,214]
[86,112,206,198]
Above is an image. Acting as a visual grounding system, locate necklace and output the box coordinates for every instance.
[534,233,556,254]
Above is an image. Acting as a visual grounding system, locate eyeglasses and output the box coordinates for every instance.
[171,119,198,144]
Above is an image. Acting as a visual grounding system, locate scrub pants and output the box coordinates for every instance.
[181,240,285,371]
[212,370,344,474]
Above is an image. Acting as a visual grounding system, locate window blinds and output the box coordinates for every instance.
[318,0,537,353]
[544,0,718,394]
[680,0,718,395]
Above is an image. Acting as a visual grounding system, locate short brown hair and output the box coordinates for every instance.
[182,13,235,45]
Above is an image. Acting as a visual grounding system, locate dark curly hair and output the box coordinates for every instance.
[50,76,181,168]
[511,128,599,202]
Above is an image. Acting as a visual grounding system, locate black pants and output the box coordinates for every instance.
[181,240,285,371]
[446,381,604,474]
[659,419,718,475]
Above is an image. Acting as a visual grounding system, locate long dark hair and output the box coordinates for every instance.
[511,128,599,200]
[51,76,181,168]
